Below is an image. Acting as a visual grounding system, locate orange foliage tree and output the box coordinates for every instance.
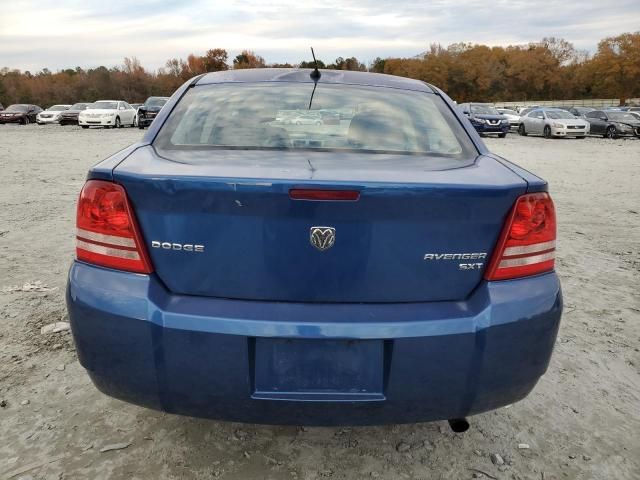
[1,32,639,107]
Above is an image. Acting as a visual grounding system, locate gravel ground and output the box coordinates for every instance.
[1,124,639,480]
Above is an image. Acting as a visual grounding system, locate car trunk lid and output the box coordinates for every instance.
[113,147,528,303]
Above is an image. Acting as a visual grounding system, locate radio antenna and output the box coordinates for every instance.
[308,47,320,110]
[310,47,321,82]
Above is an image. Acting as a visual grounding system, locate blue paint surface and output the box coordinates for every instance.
[67,262,561,425]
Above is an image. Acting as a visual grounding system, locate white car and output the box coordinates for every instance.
[78,100,137,129]
[292,113,323,125]
[518,108,590,138]
[36,104,71,124]
[496,108,520,129]
[516,105,539,115]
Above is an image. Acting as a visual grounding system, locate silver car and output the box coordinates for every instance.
[496,108,520,129]
[518,108,590,139]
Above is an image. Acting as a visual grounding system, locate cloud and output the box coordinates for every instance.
[1,0,639,71]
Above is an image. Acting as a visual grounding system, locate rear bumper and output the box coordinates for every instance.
[67,261,562,425]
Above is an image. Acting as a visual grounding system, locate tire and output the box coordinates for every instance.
[576,136,585,139]
[81,125,89,129]
[518,124,527,136]
[498,133,507,138]
[606,126,617,139]
[114,117,121,129]
[543,126,552,139]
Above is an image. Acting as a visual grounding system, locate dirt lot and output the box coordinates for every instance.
[1,125,639,480]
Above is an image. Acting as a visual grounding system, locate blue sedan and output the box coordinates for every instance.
[66,69,562,427]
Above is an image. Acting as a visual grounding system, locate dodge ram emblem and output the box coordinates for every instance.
[310,226,336,251]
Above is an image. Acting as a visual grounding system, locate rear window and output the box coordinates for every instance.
[155,83,476,160]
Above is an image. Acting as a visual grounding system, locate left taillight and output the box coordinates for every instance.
[484,192,556,281]
[75,180,153,274]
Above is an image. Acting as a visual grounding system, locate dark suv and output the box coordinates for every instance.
[138,96,170,128]
[458,103,509,137]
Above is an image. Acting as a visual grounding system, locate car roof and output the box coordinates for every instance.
[197,68,434,93]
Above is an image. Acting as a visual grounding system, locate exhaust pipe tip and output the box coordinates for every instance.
[448,418,470,433]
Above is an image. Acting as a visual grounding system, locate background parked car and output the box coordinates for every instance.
[59,103,91,125]
[319,110,340,125]
[292,112,323,125]
[36,104,71,124]
[496,108,520,129]
[586,110,640,138]
[130,103,143,126]
[518,108,589,139]
[627,111,640,121]
[517,106,539,115]
[0,104,42,124]
[78,100,136,129]
[137,96,169,128]
[459,103,509,137]
[557,106,595,118]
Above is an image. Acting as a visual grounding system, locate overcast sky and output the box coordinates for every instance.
[1,0,639,72]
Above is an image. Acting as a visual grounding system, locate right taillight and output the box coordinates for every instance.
[75,180,153,274]
[485,192,556,281]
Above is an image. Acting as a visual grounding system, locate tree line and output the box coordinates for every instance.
[1,32,638,108]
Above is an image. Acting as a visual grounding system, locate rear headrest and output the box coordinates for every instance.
[347,113,407,151]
